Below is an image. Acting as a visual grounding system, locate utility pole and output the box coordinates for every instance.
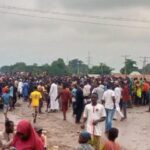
[122,55,130,75]
[87,51,91,74]
[87,51,91,68]
[140,56,150,75]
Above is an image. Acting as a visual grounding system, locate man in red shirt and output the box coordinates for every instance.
[56,83,71,120]
[121,82,130,119]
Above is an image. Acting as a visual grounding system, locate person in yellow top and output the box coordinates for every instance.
[29,86,42,123]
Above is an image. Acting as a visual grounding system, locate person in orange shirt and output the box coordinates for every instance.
[104,128,121,150]
[29,86,42,123]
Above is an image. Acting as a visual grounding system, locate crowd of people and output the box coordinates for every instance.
[0,72,150,150]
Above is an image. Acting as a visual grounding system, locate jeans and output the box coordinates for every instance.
[105,108,115,131]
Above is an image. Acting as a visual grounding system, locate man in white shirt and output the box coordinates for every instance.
[102,84,116,132]
[17,79,23,98]
[49,80,59,112]
[83,81,91,104]
[81,93,106,150]
[114,82,124,120]
[92,82,104,104]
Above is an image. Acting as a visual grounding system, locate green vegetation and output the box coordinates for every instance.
[89,63,114,75]
[1,58,149,75]
[0,58,113,75]
[120,59,139,74]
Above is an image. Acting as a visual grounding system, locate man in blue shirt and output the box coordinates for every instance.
[2,87,11,120]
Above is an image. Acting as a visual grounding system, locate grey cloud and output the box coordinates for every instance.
[0,0,150,71]
[36,0,150,12]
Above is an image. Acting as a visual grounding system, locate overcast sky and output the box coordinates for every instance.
[0,0,150,72]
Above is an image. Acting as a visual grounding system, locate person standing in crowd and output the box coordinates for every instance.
[49,80,59,112]
[9,83,14,110]
[28,79,35,95]
[142,78,150,105]
[114,81,124,121]
[135,81,142,106]
[29,86,42,123]
[10,120,44,150]
[92,81,104,104]
[12,81,17,109]
[75,131,94,150]
[75,83,84,124]
[81,93,106,150]
[72,83,77,116]
[37,83,44,114]
[57,81,63,111]
[83,81,91,104]
[22,80,29,102]
[121,81,130,119]
[44,89,50,113]
[17,79,23,99]
[102,84,116,132]
[0,119,14,150]
[34,126,47,150]
[56,83,71,120]
[2,87,11,120]
[0,80,3,96]
[104,128,121,150]
[131,78,137,105]
[147,88,150,112]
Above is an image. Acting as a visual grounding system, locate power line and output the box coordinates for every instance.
[87,51,91,68]
[0,10,150,29]
[122,55,130,75]
[0,4,150,24]
[140,56,150,74]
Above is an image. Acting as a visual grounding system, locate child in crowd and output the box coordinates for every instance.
[75,131,94,150]
[2,87,11,120]
[34,126,47,150]
[0,119,14,150]
[104,128,121,150]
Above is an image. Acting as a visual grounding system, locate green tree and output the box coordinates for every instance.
[68,59,88,75]
[40,64,50,73]
[5,62,27,73]
[0,65,11,73]
[89,63,113,75]
[49,58,69,75]
[120,59,139,74]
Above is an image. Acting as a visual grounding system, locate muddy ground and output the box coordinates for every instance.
[0,100,150,150]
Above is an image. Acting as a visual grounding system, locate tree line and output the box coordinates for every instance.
[0,58,150,75]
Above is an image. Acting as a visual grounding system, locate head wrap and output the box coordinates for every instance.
[11,120,44,150]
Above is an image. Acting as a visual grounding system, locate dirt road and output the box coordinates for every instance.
[0,101,150,150]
